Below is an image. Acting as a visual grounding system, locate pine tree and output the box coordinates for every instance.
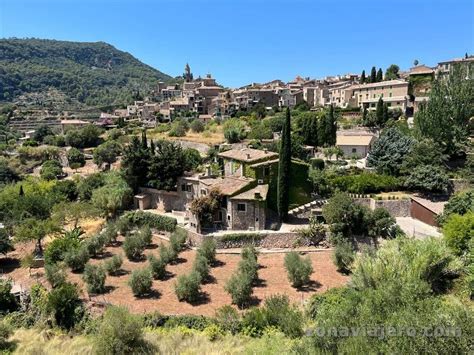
[376,97,384,126]
[360,70,366,84]
[376,68,383,82]
[370,66,377,83]
[277,107,291,222]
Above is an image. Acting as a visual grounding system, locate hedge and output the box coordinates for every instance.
[330,173,400,194]
[219,233,266,243]
[119,211,177,232]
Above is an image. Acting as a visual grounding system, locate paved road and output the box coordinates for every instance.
[396,217,441,238]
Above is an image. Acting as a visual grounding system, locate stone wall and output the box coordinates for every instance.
[138,187,184,212]
[352,197,411,217]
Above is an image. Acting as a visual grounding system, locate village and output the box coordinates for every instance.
[0,36,472,354]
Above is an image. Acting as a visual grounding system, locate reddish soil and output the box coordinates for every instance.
[2,234,349,317]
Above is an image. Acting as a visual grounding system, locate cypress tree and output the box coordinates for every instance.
[150,139,155,154]
[19,185,24,196]
[376,97,384,126]
[370,66,377,83]
[141,129,148,149]
[309,116,319,147]
[325,105,337,146]
[277,107,291,222]
[376,68,383,82]
[382,103,390,124]
[360,70,366,84]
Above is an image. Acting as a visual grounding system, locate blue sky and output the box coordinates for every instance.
[1,0,473,87]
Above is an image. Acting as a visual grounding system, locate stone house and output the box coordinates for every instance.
[336,133,376,158]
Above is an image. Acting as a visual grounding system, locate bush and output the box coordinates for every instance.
[192,254,210,282]
[174,271,202,303]
[138,226,152,246]
[239,255,259,285]
[284,251,313,288]
[128,268,153,297]
[83,263,106,294]
[170,228,187,254]
[85,235,105,258]
[104,254,123,276]
[96,306,146,354]
[46,282,84,329]
[242,295,304,338]
[0,321,12,351]
[168,120,188,137]
[332,239,355,273]
[101,222,118,245]
[159,244,177,265]
[443,212,474,256]
[310,158,325,170]
[197,237,217,265]
[45,262,67,288]
[225,271,253,308]
[0,279,18,312]
[215,305,241,334]
[44,235,81,265]
[148,254,167,280]
[123,234,146,261]
[190,119,205,133]
[119,211,177,232]
[64,246,90,272]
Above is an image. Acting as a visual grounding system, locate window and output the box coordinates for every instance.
[237,203,246,212]
[352,148,357,153]
[389,92,392,97]
[201,189,207,196]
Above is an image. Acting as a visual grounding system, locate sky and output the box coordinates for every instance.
[1,0,473,88]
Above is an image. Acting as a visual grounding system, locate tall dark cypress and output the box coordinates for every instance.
[360,70,366,84]
[277,107,291,222]
[376,97,384,126]
[150,139,155,154]
[141,129,148,149]
[327,105,337,146]
[370,66,377,83]
[376,68,383,82]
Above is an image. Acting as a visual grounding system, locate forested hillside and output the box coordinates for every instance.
[0,38,172,107]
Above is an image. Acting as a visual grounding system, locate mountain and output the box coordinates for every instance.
[0,38,172,108]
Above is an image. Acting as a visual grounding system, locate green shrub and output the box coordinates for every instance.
[0,279,18,312]
[197,237,217,265]
[85,235,105,258]
[284,251,313,288]
[96,306,146,354]
[170,228,187,253]
[128,268,153,297]
[123,234,146,261]
[242,295,304,338]
[0,321,12,351]
[215,305,241,334]
[330,172,400,194]
[163,315,213,330]
[225,271,253,308]
[83,263,106,294]
[220,233,265,244]
[311,158,325,170]
[239,257,259,285]
[138,226,152,246]
[119,211,177,232]
[174,271,202,303]
[332,239,355,273]
[442,212,474,256]
[44,234,81,265]
[45,262,67,288]
[104,254,123,276]
[192,254,210,282]
[148,254,167,280]
[102,222,118,244]
[46,282,84,329]
[159,244,178,264]
[190,119,205,133]
[64,246,90,272]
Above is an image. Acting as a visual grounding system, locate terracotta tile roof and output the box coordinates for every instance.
[200,176,253,196]
[218,148,278,163]
[231,184,269,200]
[336,135,374,146]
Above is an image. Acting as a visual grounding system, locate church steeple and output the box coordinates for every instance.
[183,63,193,82]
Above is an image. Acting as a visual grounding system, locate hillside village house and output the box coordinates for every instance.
[135,148,279,233]
[336,133,376,158]
[347,79,409,111]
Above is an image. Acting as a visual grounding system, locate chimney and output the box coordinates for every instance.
[205,165,211,176]
[246,153,251,160]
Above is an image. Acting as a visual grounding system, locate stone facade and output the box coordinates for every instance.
[352,197,411,217]
[228,199,266,231]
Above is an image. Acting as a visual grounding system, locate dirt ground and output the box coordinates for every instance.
[2,233,349,317]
